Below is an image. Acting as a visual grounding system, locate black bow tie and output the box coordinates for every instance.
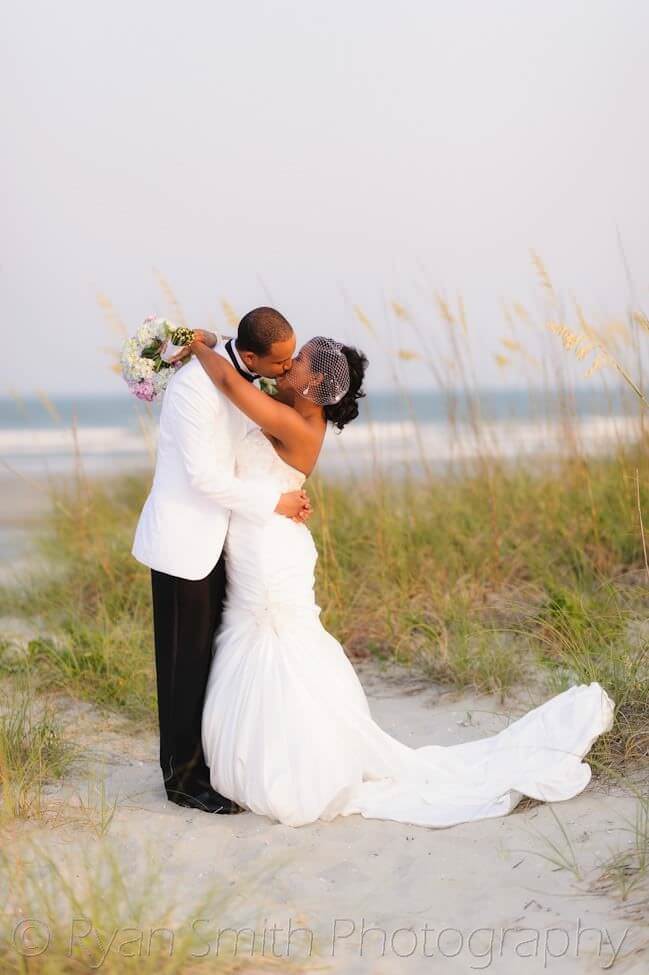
[225,339,259,383]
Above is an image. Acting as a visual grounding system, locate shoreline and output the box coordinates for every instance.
[0,406,645,479]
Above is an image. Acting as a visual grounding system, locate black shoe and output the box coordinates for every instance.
[166,785,244,814]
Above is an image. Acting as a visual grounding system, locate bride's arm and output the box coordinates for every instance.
[190,339,307,443]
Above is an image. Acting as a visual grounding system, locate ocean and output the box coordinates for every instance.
[0,385,643,482]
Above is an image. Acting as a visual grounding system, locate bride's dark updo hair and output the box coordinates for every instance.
[323,345,368,432]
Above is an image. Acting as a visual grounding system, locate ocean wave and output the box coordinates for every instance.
[0,425,153,455]
[0,414,642,467]
[332,414,643,458]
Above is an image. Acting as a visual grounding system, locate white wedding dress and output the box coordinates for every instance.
[201,426,615,829]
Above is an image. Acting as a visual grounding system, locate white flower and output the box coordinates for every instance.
[120,315,184,400]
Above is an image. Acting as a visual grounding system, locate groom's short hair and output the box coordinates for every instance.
[237,307,294,356]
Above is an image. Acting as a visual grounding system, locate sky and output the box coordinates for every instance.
[2,0,648,395]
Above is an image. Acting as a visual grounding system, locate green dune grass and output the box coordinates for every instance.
[1,438,648,774]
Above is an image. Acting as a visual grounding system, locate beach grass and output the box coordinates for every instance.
[0,676,76,822]
[0,834,319,973]
[1,439,648,774]
[0,474,155,721]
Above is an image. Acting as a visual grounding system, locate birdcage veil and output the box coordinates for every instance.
[284,336,350,406]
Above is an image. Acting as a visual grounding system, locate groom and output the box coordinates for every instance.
[132,307,312,813]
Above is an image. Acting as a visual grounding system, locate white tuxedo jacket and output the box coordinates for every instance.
[132,344,282,580]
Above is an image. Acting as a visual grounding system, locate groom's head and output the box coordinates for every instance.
[236,307,296,379]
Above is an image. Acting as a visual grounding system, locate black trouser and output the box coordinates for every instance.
[150,556,226,796]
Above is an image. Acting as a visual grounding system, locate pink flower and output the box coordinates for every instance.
[129,379,156,402]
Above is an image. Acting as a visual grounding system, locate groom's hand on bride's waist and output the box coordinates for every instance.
[275,490,313,522]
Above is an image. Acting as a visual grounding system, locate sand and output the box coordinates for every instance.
[4,660,644,975]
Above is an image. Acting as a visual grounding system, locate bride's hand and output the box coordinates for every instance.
[166,330,217,364]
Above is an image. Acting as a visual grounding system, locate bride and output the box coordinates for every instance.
[189,334,615,829]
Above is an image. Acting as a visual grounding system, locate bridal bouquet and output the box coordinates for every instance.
[120,316,194,401]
